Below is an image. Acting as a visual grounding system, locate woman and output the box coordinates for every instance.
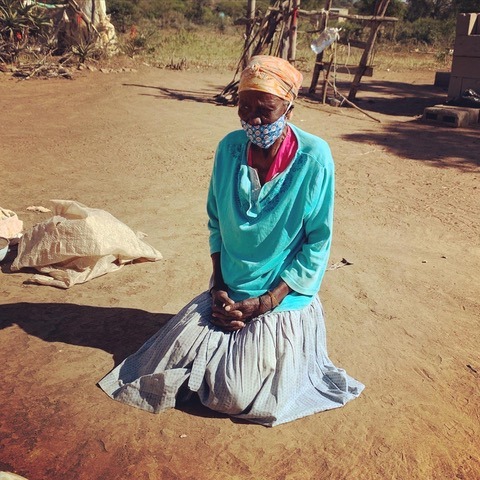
[99,56,364,426]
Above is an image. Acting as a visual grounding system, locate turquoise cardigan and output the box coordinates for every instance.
[207,123,334,312]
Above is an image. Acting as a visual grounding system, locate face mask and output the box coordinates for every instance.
[241,103,291,149]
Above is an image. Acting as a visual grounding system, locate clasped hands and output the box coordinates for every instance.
[210,289,273,331]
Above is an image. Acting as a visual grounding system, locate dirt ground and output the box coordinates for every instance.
[0,63,479,480]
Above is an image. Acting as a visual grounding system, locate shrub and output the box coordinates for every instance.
[396,18,456,48]
[0,0,53,62]
[106,0,142,32]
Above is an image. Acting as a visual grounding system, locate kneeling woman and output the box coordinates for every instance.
[98,55,364,426]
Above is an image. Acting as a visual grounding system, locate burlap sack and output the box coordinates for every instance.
[11,200,162,288]
[0,472,29,480]
[0,207,23,239]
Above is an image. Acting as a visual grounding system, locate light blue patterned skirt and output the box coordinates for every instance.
[98,292,364,426]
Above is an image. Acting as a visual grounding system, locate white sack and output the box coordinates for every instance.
[11,200,162,288]
[0,207,23,239]
[0,472,30,480]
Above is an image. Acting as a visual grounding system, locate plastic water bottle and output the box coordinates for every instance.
[311,27,340,54]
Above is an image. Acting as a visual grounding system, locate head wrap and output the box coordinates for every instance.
[238,55,303,102]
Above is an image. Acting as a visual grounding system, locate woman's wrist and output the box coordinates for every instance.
[209,284,227,296]
[258,294,271,313]
[267,290,280,308]
[257,284,289,314]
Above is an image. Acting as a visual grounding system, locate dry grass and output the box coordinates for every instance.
[124,25,452,75]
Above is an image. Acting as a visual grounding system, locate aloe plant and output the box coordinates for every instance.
[0,0,53,61]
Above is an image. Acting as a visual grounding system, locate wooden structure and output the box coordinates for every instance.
[306,0,397,101]
[218,0,301,104]
[348,0,392,100]
[307,0,332,96]
[217,0,396,105]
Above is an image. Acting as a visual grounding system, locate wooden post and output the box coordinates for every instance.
[348,0,390,101]
[308,0,332,94]
[288,0,300,64]
[279,0,293,59]
[243,0,256,69]
[321,56,333,104]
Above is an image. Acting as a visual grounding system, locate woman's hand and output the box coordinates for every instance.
[210,289,247,331]
[224,295,272,320]
[210,290,275,332]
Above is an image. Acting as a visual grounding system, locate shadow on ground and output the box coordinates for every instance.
[121,79,479,172]
[309,78,479,172]
[327,78,448,117]
[123,83,230,105]
[124,77,447,117]
[0,302,172,366]
[0,302,255,423]
[342,121,480,172]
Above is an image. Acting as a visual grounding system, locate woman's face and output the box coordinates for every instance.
[238,90,289,126]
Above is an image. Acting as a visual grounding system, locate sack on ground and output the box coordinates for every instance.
[11,200,162,288]
[0,207,23,239]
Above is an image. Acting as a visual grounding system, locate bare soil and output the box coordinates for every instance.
[0,64,479,480]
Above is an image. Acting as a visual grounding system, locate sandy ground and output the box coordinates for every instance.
[0,64,479,480]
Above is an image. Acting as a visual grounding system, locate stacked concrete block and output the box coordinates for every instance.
[448,13,480,101]
[423,104,480,127]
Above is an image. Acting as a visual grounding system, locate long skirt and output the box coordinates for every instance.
[98,292,364,426]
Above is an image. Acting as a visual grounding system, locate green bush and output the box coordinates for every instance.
[396,17,456,47]
[107,0,142,32]
[0,0,53,61]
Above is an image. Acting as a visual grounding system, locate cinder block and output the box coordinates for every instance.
[451,56,480,77]
[442,105,479,123]
[448,75,463,99]
[423,105,477,128]
[454,35,480,57]
[456,13,479,36]
[448,76,480,101]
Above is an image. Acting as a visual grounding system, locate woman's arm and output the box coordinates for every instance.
[281,161,334,296]
[210,252,226,293]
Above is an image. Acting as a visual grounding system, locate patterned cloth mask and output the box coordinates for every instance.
[241,113,287,149]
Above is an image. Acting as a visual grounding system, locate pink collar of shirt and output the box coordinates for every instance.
[248,126,298,183]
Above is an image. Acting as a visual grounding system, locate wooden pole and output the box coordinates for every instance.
[348,0,391,101]
[308,0,332,94]
[322,56,333,104]
[279,0,291,59]
[298,11,398,22]
[288,0,300,64]
[243,0,256,69]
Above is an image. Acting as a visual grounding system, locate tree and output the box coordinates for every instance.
[404,0,480,21]
[355,0,407,17]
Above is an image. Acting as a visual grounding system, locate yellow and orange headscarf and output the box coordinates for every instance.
[238,55,303,102]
